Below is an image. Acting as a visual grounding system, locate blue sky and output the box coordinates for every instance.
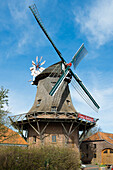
[1,0,113,133]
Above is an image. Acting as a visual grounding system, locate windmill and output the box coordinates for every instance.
[8,4,99,149]
[29,4,100,112]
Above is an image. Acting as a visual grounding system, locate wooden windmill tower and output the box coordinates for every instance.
[9,4,100,149]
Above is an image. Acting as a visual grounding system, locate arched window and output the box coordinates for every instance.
[103,150,107,153]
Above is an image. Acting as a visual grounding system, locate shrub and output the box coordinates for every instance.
[0,146,80,170]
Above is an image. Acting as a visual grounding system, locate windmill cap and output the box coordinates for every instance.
[33,61,62,85]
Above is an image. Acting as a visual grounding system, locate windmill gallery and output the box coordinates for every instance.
[9,4,100,152]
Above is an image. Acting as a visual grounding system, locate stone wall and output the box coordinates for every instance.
[27,121,79,151]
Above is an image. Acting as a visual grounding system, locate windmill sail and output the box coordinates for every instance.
[71,43,88,69]
[40,60,46,66]
[70,70,100,112]
[39,56,43,63]
[29,4,66,63]
[36,56,38,63]
[49,67,69,96]
[50,65,100,112]
[49,43,87,96]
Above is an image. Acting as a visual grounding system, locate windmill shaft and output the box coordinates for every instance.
[71,70,100,109]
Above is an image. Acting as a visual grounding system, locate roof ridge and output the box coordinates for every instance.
[98,131,102,140]
[102,132,113,135]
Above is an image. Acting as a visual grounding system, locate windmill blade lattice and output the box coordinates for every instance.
[71,43,88,69]
[29,4,66,64]
[71,77,99,112]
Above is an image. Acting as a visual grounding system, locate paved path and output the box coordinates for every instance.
[84,164,99,170]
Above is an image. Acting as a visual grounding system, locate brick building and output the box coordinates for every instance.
[81,132,113,165]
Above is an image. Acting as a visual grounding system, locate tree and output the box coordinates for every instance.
[85,126,102,138]
[0,87,21,144]
[0,87,14,143]
[0,86,9,124]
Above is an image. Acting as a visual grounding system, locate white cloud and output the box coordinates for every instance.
[1,1,47,59]
[0,0,64,61]
[74,0,113,47]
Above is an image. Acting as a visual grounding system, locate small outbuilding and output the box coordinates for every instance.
[81,132,113,165]
[0,124,28,147]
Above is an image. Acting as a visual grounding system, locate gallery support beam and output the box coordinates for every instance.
[79,127,92,146]
[61,121,82,144]
[9,117,25,139]
[28,121,49,144]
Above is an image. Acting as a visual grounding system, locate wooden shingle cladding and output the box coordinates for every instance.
[33,62,62,85]
[29,77,76,113]
[29,62,76,113]
[0,124,28,147]
[81,132,113,165]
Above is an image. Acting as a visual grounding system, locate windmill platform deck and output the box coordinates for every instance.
[9,111,97,131]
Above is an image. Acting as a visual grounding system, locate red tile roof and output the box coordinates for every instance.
[84,132,113,144]
[0,124,28,146]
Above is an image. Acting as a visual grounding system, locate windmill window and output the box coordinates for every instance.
[94,153,96,158]
[33,136,36,143]
[51,106,57,112]
[52,135,56,143]
[66,100,70,106]
[86,144,88,150]
[37,99,41,107]
[94,144,96,148]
